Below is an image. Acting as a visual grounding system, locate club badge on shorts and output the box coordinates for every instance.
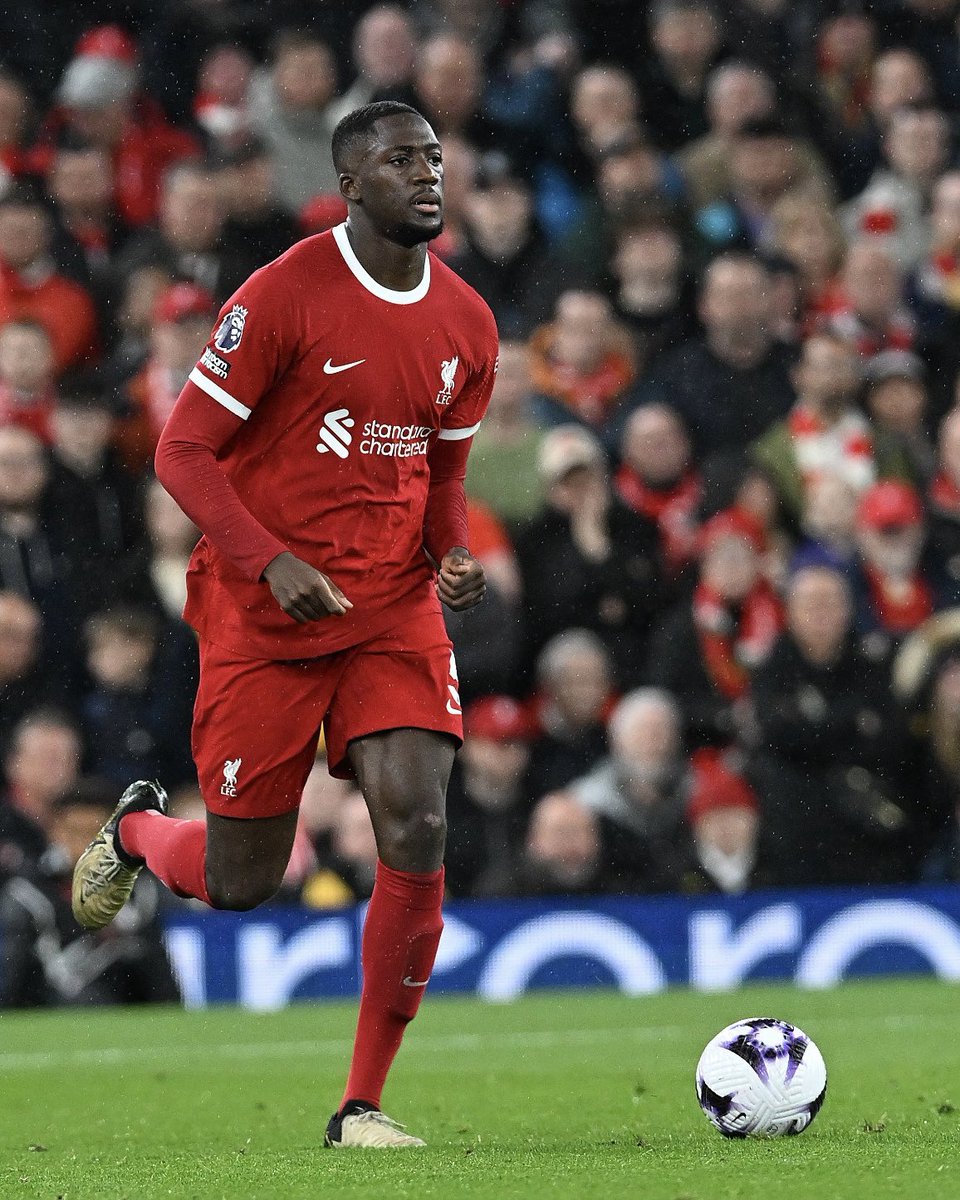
[214,305,248,353]
[221,757,242,796]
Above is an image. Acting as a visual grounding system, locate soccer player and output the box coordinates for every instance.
[71,101,498,1149]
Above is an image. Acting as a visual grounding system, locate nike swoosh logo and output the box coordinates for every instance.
[324,358,366,375]
[402,976,430,987]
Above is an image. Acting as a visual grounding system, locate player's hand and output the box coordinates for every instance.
[438,547,486,611]
[262,552,353,623]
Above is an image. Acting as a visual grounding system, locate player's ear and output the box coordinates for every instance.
[339,173,361,204]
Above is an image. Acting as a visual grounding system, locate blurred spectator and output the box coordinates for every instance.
[211,137,299,301]
[752,332,909,528]
[638,254,796,455]
[647,508,783,748]
[0,592,55,748]
[528,291,636,432]
[302,790,380,905]
[0,70,32,189]
[853,479,945,640]
[516,425,665,686]
[926,407,960,595]
[114,478,198,622]
[0,320,56,441]
[841,106,949,269]
[49,25,200,229]
[46,375,143,580]
[248,29,341,211]
[411,34,500,153]
[569,65,642,158]
[615,403,702,580]
[797,473,860,569]
[192,44,254,145]
[694,117,817,255]
[609,220,697,369]
[526,628,614,800]
[686,764,763,894]
[445,695,536,897]
[677,60,777,209]
[863,349,934,484]
[118,282,217,473]
[813,8,876,143]
[327,5,417,124]
[0,424,84,662]
[80,606,195,792]
[818,239,915,356]
[640,0,723,152]
[46,136,125,293]
[518,791,610,896]
[105,263,176,386]
[117,162,226,300]
[0,182,98,372]
[750,563,910,884]
[569,689,762,892]
[765,191,846,319]
[908,170,960,372]
[449,153,563,339]
[465,339,545,529]
[0,778,180,1007]
[0,708,82,869]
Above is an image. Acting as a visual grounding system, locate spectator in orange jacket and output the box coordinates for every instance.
[0,183,98,373]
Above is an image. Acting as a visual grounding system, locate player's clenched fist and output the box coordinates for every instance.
[263,551,353,623]
[438,548,485,612]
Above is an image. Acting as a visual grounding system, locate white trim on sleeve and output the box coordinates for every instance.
[437,421,481,441]
[188,367,252,420]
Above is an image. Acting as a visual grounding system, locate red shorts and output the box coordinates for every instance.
[192,611,463,818]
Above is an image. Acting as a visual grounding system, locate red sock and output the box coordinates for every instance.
[119,812,211,905]
[340,860,444,1110]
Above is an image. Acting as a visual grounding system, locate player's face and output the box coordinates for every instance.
[347,115,444,247]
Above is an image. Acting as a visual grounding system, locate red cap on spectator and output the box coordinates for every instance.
[300,194,348,234]
[75,26,138,64]
[686,749,759,826]
[153,282,217,325]
[697,507,766,556]
[857,481,923,531]
[464,696,535,743]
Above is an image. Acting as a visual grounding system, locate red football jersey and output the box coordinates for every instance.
[168,224,498,659]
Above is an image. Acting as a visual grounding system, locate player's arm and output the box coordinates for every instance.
[155,391,351,622]
[424,319,498,612]
[154,271,351,623]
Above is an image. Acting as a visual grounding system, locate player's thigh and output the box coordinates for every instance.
[325,611,462,792]
[192,640,339,826]
[204,808,300,902]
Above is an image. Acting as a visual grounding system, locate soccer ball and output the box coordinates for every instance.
[695,1017,827,1138]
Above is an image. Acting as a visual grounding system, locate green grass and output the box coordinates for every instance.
[1,977,957,1199]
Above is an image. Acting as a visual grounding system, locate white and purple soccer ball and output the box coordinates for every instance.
[695,1017,827,1138]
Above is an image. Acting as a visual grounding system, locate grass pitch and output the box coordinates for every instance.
[2,976,957,1200]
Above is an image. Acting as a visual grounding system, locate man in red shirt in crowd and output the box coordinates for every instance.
[72,102,498,1148]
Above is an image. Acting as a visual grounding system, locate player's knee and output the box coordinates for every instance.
[384,806,446,864]
[205,869,283,912]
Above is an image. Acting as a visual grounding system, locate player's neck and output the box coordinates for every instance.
[342,218,428,293]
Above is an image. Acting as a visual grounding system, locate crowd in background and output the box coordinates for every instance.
[6,0,960,1004]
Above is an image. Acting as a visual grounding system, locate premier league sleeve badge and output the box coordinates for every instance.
[213,304,248,353]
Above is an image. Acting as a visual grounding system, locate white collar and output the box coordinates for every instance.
[332,222,430,305]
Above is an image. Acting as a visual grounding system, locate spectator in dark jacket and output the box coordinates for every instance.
[0,779,180,1007]
[750,562,912,885]
[516,425,665,687]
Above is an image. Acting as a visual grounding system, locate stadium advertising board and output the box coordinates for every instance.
[163,884,960,1009]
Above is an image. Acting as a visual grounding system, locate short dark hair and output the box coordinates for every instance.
[331,101,426,174]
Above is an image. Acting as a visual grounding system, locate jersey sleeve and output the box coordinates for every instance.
[437,303,499,443]
[423,304,499,561]
[181,256,303,423]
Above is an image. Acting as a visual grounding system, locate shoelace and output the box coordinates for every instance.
[79,846,132,899]
[352,1112,407,1132]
